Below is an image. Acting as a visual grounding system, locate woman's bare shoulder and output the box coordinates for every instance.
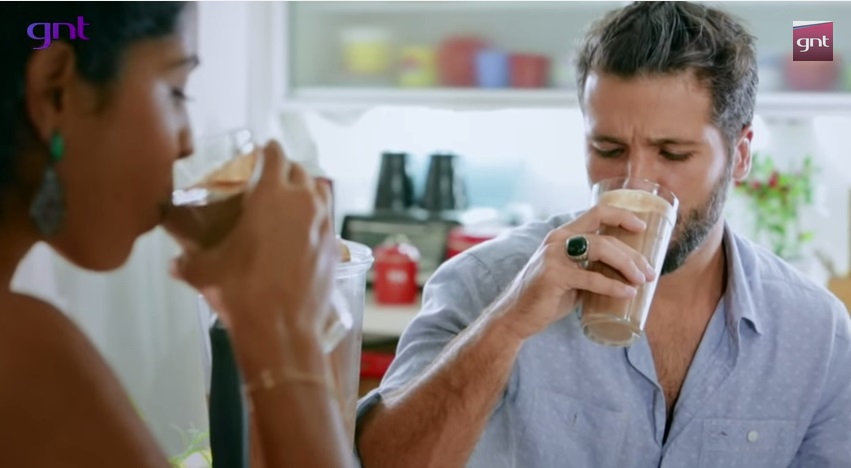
[0,292,86,369]
[0,292,107,382]
[2,290,76,330]
[0,292,167,467]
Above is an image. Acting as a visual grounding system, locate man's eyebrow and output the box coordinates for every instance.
[590,134,625,144]
[590,135,700,146]
[648,137,700,146]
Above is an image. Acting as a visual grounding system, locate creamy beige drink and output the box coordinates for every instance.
[580,181,678,347]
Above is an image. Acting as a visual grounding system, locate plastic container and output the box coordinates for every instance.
[437,36,488,86]
[199,240,374,459]
[784,54,841,91]
[475,49,509,88]
[341,27,392,76]
[510,53,551,88]
[328,240,374,446]
[398,46,437,87]
[551,52,577,89]
[758,53,785,92]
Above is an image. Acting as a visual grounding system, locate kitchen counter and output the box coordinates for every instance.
[363,291,420,338]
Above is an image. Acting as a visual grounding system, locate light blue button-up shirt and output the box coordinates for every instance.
[357,214,851,467]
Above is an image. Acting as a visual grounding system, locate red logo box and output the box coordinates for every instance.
[793,21,833,62]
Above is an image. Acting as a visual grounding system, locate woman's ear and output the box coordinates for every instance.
[23,41,77,143]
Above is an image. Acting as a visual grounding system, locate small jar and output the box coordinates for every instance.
[398,46,437,87]
[341,26,392,76]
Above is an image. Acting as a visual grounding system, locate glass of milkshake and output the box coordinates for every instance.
[580,177,678,347]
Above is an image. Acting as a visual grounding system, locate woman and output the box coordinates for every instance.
[0,2,353,466]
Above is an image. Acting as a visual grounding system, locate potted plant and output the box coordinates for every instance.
[169,426,212,468]
[130,401,212,467]
[733,152,817,261]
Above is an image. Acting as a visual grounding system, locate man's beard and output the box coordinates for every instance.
[660,169,732,275]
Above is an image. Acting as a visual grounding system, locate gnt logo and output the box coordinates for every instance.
[27,17,90,50]
[793,21,833,61]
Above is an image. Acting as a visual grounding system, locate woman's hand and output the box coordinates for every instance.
[171,140,339,348]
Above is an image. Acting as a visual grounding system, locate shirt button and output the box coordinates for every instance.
[747,430,759,442]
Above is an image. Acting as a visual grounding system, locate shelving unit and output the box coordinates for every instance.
[275,1,851,118]
[281,87,576,112]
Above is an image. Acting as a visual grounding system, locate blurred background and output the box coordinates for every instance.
[11,1,851,462]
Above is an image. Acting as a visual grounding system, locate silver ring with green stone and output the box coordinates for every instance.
[565,235,590,268]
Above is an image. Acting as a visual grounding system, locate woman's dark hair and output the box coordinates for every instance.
[0,1,187,191]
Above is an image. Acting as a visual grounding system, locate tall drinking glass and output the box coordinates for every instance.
[580,177,678,347]
[165,129,354,354]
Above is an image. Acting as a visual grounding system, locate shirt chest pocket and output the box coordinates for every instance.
[699,419,796,468]
[517,389,628,467]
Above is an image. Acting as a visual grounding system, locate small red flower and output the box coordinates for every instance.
[768,171,779,188]
[752,181,762,190]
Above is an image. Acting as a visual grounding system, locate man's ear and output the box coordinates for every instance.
[23,41,77,143]
[731,124,754,181]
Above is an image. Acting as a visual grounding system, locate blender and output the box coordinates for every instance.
[200,240,374,466]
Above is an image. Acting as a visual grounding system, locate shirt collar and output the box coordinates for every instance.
[722,222,764,336]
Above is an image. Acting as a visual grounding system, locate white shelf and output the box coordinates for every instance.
[282,87,578,112]
[755,93,851,119]
[362,292,420,337]
[281,88,851,117]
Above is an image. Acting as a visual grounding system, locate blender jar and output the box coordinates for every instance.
[328,240,374,446]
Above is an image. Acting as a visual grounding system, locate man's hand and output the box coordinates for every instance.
[487,204,657,343]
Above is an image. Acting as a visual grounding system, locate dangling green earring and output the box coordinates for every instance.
[29,131,66,236]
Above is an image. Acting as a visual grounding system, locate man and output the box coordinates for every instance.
[355,2,851,467]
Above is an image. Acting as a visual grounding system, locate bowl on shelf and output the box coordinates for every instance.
[758,53,785,92]
[784,54,842,91]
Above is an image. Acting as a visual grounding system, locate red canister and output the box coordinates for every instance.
[373,236,420,305]
[437,36,488,87]
[445,226,505,259]
[510,53,550,88]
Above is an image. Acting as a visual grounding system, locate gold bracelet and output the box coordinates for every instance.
[243,367,337,397]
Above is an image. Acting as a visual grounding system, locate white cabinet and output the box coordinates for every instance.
[273,1,851,118]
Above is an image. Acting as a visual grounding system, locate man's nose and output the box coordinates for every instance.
[625,151,660,182]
